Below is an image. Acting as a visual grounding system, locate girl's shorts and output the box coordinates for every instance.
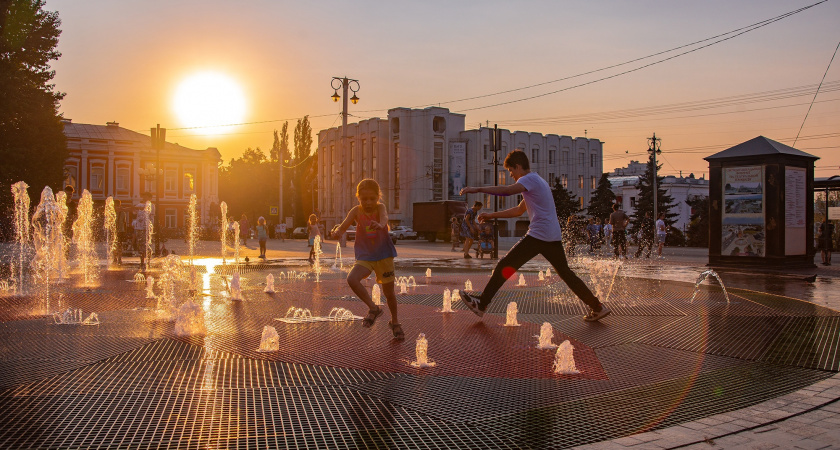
[354,257,396,284]
[308,238,315,247]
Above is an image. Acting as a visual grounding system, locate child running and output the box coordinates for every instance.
[458,150,611,322]
[330,179,404,340]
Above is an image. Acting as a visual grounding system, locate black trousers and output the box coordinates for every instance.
[478,236,601,311]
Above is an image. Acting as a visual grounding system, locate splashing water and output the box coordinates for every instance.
[52,308,99,325]
[104,197,117,268]
[372,284,382,305]
[134,272,145,282]
[410,333,436,368]
[553,340,580,374]
[536,322,557,349]
[582,257,622,303]
[156,255,184,320]
[452,289,460,301]
[399,279,408,294]
[426,268,432,278]
[174,300,205,336]
[264,274,275,293]
[517,274,526,287]
[284,307,313,320]
[257,325,279,352]
[408,276,417,287]
[465,280,472,291]
[72,190,99,286]
[233,222,240,267]
[230,273,243,300]
[188,194,198,262]
[505,302,520,326]
[441,288,453,313]
[54,190,69,280]
[333,243,342,270]
[538,270,545,281]
[220,201,228,264]
[32,187,63,311]
[328,307,356,321]
[690,270,731,304]
[146,276,155,298]
[11,181,31,295]
[312,236,322,282]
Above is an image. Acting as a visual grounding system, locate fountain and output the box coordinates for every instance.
[264,274,275,293]
[257,325,279,352]
[155,255,185,320]
[233,221,240,266]
[145,276,155,298]
[371,284,382,305]
[31,186,65,311]
[504,302,520,326]
[399,278,408,294]
[426,268,432,278]
[441,288,453,313]
[408,276,417,287]
[327,307,357,321]
[52,308,99,325]
[11,181,31,295]
[104,197,117,268]
[333,243,342,270]
[220,201,228,264]
[465,280,472,291]
[230,273,243,300]
[452,288,460,301]
[517,273,526,287]
[536,322,557,349]
[72,190,99,285]
[583,258,622,303]
[312,236,322,282]
[410,333,436,368]
[690,269,731,304]
[553,340,580,374]
[277,307,314,323]
[174,300,205,336]
[187,194,198,262]
[144,201,153,272]
[134,272,145,282]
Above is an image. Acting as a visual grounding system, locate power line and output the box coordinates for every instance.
[793,41,840,146]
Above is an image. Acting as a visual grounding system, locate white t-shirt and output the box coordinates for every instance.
[656,219,666,235]
[515,172,563,241]
[604,223,613,236]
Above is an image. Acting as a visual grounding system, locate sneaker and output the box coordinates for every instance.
[463,253,472,259]
[583,306,611,322]
[459,291,485,317]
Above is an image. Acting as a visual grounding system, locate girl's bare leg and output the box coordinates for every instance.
[381,281,399,324]
[347,265,376,311]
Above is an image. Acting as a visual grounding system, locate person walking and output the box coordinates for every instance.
[609,203,629,259]
[603,220,613,254]
[256,217,269,259]
[819,219,835,266]
[635,211,654,259]
[655,212,669,259]
[450,217,460,252]
[461,201,482,259]
[278,222,286,242]
[307,214,322,264]
[458,150,610,322]
[330,179,403,340]
[586,217,600,254]
[239,214,250,247]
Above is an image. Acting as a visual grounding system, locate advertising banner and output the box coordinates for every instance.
[722,166,765,256]
[448,141,467,201]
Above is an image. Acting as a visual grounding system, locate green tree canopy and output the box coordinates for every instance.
[551,179,580,225]
[587,173,616,221]
[630,152,677,235]
[0,0,66,235]
[218,147,276,224]
[686,195,709,247]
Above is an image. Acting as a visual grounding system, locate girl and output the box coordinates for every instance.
[256,216,269,259]
[307,214,321,264]
[330,179,403,340]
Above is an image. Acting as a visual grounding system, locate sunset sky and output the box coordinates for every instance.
[45,0,839,178]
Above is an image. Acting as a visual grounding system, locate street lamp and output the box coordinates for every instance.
[330,76,360,247]
[150,124,166,255]
[647,133,662,224]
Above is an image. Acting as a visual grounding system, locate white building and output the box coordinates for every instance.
[608,172,709,233]
[317,107,603,237]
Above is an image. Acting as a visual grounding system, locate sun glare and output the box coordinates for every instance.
[173,72,246,134]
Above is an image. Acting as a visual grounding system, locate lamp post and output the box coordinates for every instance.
[647,133,662,224]
[330,76,360,247]
[150,124,166,256]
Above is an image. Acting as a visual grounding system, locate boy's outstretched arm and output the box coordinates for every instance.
[330,206,359,239]
[460,184,526,196]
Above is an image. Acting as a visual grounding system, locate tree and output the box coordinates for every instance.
[218,147,275,225]
[291,116,316,226]
[685,196,709,247]
[630,153,677,236]
[551,179,580,225]
[0,0,66,236]
[587,173,616,222]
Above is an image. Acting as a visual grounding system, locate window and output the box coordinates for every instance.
[578,153,584,165]
[90,167,104,191]
[579,197,584,208]
[433,141,443,201]
[116,168,129,191]
[184,171,195,192]
[549,173,555,185]
[64,166,78,191]
[531,148,539,164]
[484,169,491,185]
[165,170,176,192]
[393,142,400,209]
[630,197,637,208]
[484,144,489,160]
[562,174,568,188]
[330,145,335,213]
[361,139,367,178]
[165,208,177,228]
[579,175,584,189]
[590,154,597,168]
[371,137,377,178]
[143,163,155,194]
[562,151,568,165]
[591,176,597,189]
[549,150,555,165]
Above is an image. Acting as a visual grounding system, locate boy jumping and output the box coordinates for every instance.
[458,150,611,322]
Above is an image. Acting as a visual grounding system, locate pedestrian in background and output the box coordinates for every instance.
[609,203,629,259]
[239,214,250,246]
[256,216,269,259]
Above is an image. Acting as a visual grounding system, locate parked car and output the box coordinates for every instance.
[390,226,417,240]
[291,227,307,239]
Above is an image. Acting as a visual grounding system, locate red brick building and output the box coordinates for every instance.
[62,120,221,231]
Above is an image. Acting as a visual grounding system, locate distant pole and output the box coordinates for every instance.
[493,124,500,259]
[648,133,661,225]
[151,124,165,256]
[279,147,283,225]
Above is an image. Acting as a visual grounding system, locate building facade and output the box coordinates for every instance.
[63,120,222,230]
[608,173,710,233]
[316,107,603,236]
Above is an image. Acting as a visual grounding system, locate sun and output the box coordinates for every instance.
[173,72,246,134]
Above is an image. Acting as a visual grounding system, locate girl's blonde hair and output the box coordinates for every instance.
[356,178,381,199]
[258,216,266,226]
[308,214,317,225]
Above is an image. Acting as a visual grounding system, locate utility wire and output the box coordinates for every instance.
[793,41,840,147]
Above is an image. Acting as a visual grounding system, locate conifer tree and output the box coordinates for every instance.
[685,196,709,247]
[551,179,580,224]
[630,153,677,235]
[587,173,616,222]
